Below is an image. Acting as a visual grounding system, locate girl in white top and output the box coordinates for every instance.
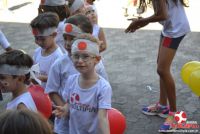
[53,35,112,134]
[0,50,37,111]
[85,5,107,52]
[125,0,190,131]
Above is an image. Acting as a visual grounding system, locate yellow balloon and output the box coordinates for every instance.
[188,68,200,96]
[180,61,200,84]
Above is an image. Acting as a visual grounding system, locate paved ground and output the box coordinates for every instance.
[0,0,200,134]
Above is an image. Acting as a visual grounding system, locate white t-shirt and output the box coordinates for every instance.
[159,0,190,38]
[63,74,112,134]
[46,55,108,96]
[0,30,10,49]
[46,55,76,134]
[56,20,67,54]
[33,47,63,88]
[6,92,37,111]
[46,54,78,96]
[92,24,100,39]
[95,60,108,81]
[45,55,109,134]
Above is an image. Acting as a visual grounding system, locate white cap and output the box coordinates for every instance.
[72,39,99,56]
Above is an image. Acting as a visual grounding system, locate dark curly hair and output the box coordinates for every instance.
[30,12,59,33]
[0,49,33,84]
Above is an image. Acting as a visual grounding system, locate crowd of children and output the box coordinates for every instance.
[0,0,191,133]
[0,0,112,134]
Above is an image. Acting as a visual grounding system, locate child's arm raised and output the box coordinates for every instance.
[98,28,107,52]
[98,109,110,134]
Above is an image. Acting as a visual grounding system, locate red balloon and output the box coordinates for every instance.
[28,85,52,119]
[108,108,126,134]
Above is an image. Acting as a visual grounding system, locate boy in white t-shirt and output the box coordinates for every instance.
[38,0,70,54]
[46,14,108,134]
[0,50,37,111]
[53,35,112,134]
[30,12,64,89]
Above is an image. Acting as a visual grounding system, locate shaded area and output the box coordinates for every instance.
[0,90,2,101]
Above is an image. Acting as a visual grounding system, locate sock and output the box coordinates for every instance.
[169,111,175,116]
[158,103,168,109]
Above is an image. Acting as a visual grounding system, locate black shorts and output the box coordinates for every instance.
[160,33,185,50]
[38,5,70,21]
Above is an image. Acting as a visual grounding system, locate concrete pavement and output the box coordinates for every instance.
[0,0,200,133]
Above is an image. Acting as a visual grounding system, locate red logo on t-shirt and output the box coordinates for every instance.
[71,93,80,104]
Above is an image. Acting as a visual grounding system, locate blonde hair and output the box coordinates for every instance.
[74,33,100,46]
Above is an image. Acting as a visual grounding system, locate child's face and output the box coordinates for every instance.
[71,51,99,74]
[71,5,86,15]
[0,74,18,93]
[63,34,75,55]
[85,7,97,24]
[34,34,55,49]
[86,0,95,5]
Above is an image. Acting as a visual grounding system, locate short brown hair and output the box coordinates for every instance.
[0,110,53,134]
[30,12,59,33]
[65,14,93,34]
[0,50,33,84]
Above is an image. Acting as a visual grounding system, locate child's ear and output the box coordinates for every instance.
[18,75,26,82]
[52,32,57,37]
[96,56,101,62]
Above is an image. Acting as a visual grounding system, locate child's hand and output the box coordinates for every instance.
[125,18,149,33]
[52,105,68,118]
[37,74,47,82]
[30,78,40,85]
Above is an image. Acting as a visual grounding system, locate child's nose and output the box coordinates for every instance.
[77,57,84,62]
